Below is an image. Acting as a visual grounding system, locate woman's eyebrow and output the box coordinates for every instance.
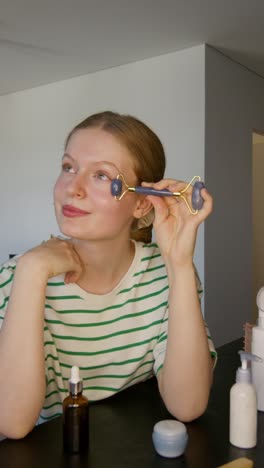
[62,153,74,160]
[62,153,120,172]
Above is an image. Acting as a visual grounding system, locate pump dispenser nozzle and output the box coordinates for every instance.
[236,351,262,384]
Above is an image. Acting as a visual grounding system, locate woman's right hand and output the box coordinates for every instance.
[18,236,83,284]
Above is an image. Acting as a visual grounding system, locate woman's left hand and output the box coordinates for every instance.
[143,179,213,267]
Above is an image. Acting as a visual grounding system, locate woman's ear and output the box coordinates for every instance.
[133,196,153,220]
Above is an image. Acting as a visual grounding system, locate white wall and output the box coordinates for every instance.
[0,46,205,283]
[205,46,264,346]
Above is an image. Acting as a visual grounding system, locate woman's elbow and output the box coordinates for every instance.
[0,418,36,440]
[161,382,211,422]
[165,397,209,422]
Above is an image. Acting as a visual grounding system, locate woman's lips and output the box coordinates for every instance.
[62,205,90,218]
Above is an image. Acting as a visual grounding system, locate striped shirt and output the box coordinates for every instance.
[0,241,216,424]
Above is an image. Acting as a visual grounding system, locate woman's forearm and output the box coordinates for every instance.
[0,258,48,438]
[158,263,213,422]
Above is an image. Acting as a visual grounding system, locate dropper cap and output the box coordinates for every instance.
[236,351,262,384]
[257,287,264,328]
[69,366,83,395]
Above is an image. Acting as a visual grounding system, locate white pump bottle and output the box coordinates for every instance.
[252,286,264,411]
[229,351,261,448]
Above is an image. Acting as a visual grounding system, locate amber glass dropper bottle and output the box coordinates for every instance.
[63,365,89,453]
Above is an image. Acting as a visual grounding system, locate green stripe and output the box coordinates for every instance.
[82,370,152,394]
[44,301,168,328]
[143,243,158,248]
[59,361,154,383]
[133,263,165,277]
[44,341,55,347]
[60,349,153,370]
[44,285,168,315]
[141,253,161,262]
[118,275,167,294]
[46,378,57,386]
[47,281,65,286]
[56,335,159,357]
[157,334,167,344]
[46,295,83,300]
[47,366,62,378]
[49,319,163,342]
[120,370,151,389]
[0,274,14,288]
[45,388,67,399]
[0,296,9,310]
[157,327,168,342]
[84,362,152,382]
[45,336,158,361]
[43,401,62,410]
[45,354,59,362]
[0,265,16,274]
[39,413,62,421]
[82,385,120,392]
[156,363,164,375]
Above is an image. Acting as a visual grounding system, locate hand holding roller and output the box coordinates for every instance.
[110,175,205,215]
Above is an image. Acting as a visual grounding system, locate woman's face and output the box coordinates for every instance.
[54,127,140,241]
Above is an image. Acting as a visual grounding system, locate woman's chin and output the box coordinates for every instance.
[57,224,81,239]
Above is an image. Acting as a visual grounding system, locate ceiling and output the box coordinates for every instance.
[1,0,264,96]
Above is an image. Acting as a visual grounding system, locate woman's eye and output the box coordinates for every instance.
[95,172,110,181]
[62,163,75,173]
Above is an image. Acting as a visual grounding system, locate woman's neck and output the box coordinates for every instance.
[71,238,135,294]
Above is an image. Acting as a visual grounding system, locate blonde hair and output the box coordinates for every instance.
[65,111,166,243]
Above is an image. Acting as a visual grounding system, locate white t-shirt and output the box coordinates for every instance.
[0,241,216,424]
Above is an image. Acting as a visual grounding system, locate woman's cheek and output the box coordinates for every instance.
[53,177,65,200]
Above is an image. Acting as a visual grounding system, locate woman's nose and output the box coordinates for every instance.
[67,173,86,199]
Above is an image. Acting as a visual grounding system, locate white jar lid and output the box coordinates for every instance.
[153,420,187,438]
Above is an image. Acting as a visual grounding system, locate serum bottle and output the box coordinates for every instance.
[229,351,261,449]
[63,365,89,453]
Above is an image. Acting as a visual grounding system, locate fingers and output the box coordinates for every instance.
[142,179,197,206]
[142,179,187,193]
[194,187,213,220]
[64,270,82,284]
[142,179,213,220]
[39,235,83,283]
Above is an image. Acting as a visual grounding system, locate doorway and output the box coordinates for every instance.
[252,131,264,321]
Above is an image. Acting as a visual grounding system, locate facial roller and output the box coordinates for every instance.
[110,175,205,214]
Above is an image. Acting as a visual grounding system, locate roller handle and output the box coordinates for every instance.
[111,181,173,198]
[134,186,173,197]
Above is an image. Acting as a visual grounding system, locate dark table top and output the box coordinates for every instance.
[1,338,263,468]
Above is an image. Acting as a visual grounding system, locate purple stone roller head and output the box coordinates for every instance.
[111,178,123,196]
[192,181,205,210]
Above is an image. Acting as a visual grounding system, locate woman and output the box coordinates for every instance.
[0,111,215,439]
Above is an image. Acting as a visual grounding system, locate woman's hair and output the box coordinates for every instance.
[65,111,166,243]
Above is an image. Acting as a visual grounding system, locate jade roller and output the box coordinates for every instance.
[111,174,205,215]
